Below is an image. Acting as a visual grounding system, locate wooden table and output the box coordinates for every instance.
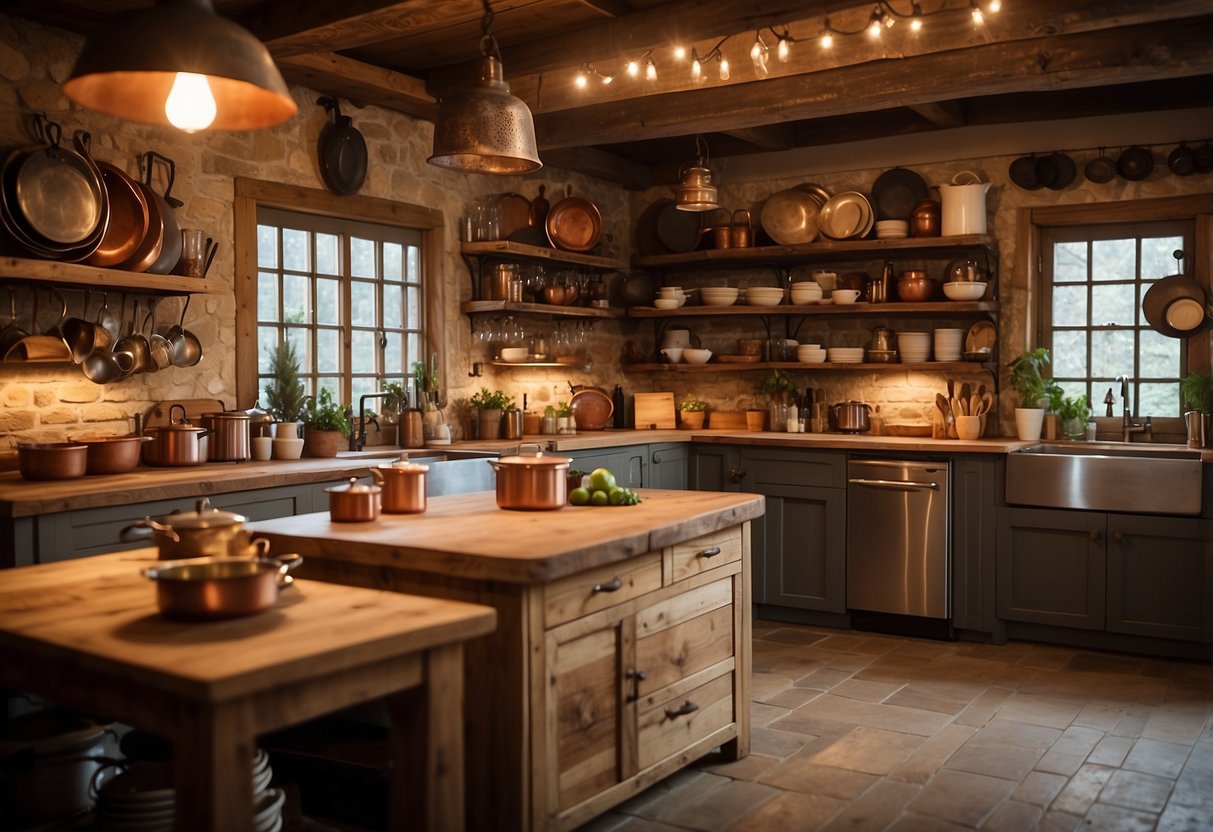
[0,550,496,832]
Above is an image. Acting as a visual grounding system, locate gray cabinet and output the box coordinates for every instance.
[998,506,1211,643]
[951,455,1001,635]
[689,445,740,494]
[647,443,688,490]
[565,443,688,490]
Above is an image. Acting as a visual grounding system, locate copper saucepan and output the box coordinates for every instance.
[327,477,382,522]
[143,554,302,620]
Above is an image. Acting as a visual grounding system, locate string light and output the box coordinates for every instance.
[909,2,924,31]
[673,45,686,60]
[820,21,835,49]
[645,57,657,80]
[750,31,769,77]
[776,31,791,62]
[867,6,883,37]
[988,0,1001,11]
[690,49,702,82]
[970,0,985,24]
[718,55,730,80]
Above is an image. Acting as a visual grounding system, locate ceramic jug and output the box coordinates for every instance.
[937,171,991,236]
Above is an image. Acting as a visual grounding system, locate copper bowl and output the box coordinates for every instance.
[897,271,936,302]
[78,435,150,475]
[17,443,88,481]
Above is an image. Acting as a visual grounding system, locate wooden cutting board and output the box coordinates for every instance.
[707,410,747,430]
[633,392,676,430]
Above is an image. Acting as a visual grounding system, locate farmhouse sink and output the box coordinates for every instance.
[1006,442,1203,515]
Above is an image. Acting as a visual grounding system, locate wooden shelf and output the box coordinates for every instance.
[0,256,224,295]
[623,361,994,373]
[627,301,996,318]
[487,360,589,369]
[631,234,997,269]
[461,241,626,270]
[461,300,624,319]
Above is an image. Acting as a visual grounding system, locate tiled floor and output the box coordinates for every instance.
[580,622,1213,831]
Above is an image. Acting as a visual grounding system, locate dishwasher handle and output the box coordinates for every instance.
[848,477,940,491]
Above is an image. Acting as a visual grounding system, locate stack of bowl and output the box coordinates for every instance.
[797,344,826,363]
[826,347,865,364]
[790,282,823,305]
[700,287,740,307]
[744,287,785,307]
[874,219,909,239]
[943,281,987,301]
[933,328,964,362]
[655,286,688,309]
[898,331,931,363]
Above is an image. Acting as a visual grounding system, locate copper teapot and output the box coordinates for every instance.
[870,326,896,352]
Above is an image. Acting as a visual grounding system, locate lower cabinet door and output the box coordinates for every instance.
[759,490,846,613]
[996,507,1106,630]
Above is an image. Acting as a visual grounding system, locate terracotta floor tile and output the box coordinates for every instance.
[1088,735,1135,767]
[943,739,1044,781]
[628,777,782,830]
[764,686,823,710]
[794,667,854,690]
[614,769,717,817]
[829,678,904,703]
[723,790,846,831]
[1157,800,1213,832]
[750,671,796,702]
[749,726,810,759]
[1017,646,1080,671]
[1049,763,1115,815]
[749,702,789,728]
[809,727,923,775]
[1168,740,1213,812]
[758,758,879,800]
[1083,802,1159,832]
[1050,724,1104,758]
[1036,810,1084,832]
[1033,748,1087,777]
[1097,768,1175,814]
[906,768,1016,826]
[1122,737,1192,779]
[1142,701,1212,746]
[971,717,1062,749]
[762,628,830,646]
[981,798,1044,832]
[778,693,951,738]
[952,687,1015,728]
[696,753,781,782]
[886,724,972,785]
[579,815,688,831]
[1074,702,1130,732]
[1111,704,1155,739]
[1012,771,1069,807]
[820,779,920,832]
[1066,652,1147,675]
[994,691,1084,729]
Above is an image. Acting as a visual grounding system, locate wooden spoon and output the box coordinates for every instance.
[959,382,971,410]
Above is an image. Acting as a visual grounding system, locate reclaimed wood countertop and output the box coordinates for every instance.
[251,489,766,584]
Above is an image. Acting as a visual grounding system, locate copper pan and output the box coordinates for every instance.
[87,162,150,268]
[116,179,165,274]
[143,151,182,275]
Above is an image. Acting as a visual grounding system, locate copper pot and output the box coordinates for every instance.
[16,443,88,481]
[327,477,381,522]
[120,497,271,560]
[200,411,249,461]
[370,463,428,514]
[143,555,302,620]
[78,435,151,475]
[897,270,936,302]
[487,443,570,511]
[142,422,211,466]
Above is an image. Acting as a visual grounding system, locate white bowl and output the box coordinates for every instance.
[660,347,683,363]
[272,437,304,460]
[700,295,738,307]
[654,298,682,310]
[500,347,529,362]
[832,289,860,305]
[943,281,988,301]
[700,288,739,300]
[683,348,713,364]
[658,286,684,296]
[745,293,783,307]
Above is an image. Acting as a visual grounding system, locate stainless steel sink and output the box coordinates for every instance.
[1006,442,1203,515]
[399,449,500,462]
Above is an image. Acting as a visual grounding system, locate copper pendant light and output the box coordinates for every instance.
[62,0,296,132]
[676,135,719,211]
[428,1,542,175]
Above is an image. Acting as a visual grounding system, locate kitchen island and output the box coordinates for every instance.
[251,488,765,832]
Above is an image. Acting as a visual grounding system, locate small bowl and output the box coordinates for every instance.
[500,347,529,363]
[943,281,988,301]
[272,437,305,460]
[660,347,683,363]
[17,442,88,481]
[683,348,713,364]
[832,289,860,305]
[654,298,682,310]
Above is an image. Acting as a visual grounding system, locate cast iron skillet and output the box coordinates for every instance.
[318,97,367,196]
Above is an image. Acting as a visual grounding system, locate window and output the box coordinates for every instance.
[232,179,445,412]
[1041,220,1193,416]
[255,208,423,404]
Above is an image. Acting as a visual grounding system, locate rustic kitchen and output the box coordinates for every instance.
[0,2,1211,831]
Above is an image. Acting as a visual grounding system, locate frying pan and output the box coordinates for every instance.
[317,97,367,196]
[13,118,104,247]
[1142,252,1210,338]
[1008,155,1042,190]
[1117,146,1154,181]
[87,161,149,268]
[116,176,165,273]
[1084,149,1116,184]
[654,200,700,253]
[143,151,183,275]
[633,198,671,256]
[545,196,601,252]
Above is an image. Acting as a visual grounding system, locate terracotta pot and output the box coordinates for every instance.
[477,408,502,439]
[304,428,343,458]
[680,410,706,430]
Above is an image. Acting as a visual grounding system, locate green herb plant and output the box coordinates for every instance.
[758,369,798,397]
[679,399,708,412]
[263,341,306,423]
[1181,372,1213,414]
[300,388,352,436]
[1008,347,1054,408]
[469,387,515,411]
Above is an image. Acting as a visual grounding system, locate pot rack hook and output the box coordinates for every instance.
[317,95,340,120]
[695,133,710,166]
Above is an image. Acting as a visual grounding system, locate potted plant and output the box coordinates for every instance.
[263,341,306,439]
[1047,386,1091,440]
[1008,347,1053,440]
[678,399,708,430]
[758,369,798,431]
[553,401,573,434]
[381,381,408,425]
[469,387,515,440]
[1181,371,1213,447]
[300,388,352,457]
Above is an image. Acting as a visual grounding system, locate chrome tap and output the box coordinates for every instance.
[351,392,391,452]
[1115,375,1150,442]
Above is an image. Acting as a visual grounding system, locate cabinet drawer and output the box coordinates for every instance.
[668,528,741,584]
[635,596,733,697]
[545,551,663,628]
[637,671,734,770]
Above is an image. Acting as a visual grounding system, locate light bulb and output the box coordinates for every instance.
[821,31,834,49]
[910,5,924,31]
[750,36,769,77]
[602,74,614,85]
[645,59,657,81]
[868,17,882,37]
[719,56,730,80]
[575,70,588,88]
[691,58,701,80]
[884,13,895,28]
[164,72,216,133]
[972,6,984,24]
[673,45,686,60]
[626,60,639,78]
[777,37,790,62]
[989,0,1001,11]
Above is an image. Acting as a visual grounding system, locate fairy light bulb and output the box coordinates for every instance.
[970,1,984,24]
[691,56,702,81]
[645,58,657,81]
[821,30,834,49]
[602,74,614,85]
[575,70,588,89]
[867,7,883,37]
[164,72,216,133]
[750,33,769,77]
[884,12,895,28]
[777,36,790,62]
[988,0,1001,11]
[910,3,924,30]
[673,45,686,60]
[718,55,730,80]
[626,60,639,78]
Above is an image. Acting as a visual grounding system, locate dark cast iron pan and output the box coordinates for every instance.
[318,97,367,196]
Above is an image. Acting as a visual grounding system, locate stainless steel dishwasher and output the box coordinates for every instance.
[846,458,950,623]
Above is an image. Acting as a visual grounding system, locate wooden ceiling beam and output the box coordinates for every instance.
[720,125,796,152]
[538,146,652,189]
[277,52,439,119]
[909,101,966,129]
[532,16,1213,148]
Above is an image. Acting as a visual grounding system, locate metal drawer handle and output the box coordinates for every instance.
[700,546,721,559]
[665,700,700,720]
[625,667,647,702]
[592,576,623,593]
[1089,529,1102,543]
[847,478,939,491]
[652,452,662,463]
[1113,531,1123,543]
[728,467,746,483]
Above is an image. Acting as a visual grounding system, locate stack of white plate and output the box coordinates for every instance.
[744,287,785,306]
[934,328,964,362]
[826,347,865,364]
[797,345,826,363]
[789,282,823,304]
[898,331,931,363]
[700,287,740,307]
[874,219,909,239]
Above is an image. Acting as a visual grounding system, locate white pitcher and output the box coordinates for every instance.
[937,171,991,236]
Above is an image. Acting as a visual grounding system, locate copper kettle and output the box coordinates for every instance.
[870,326,896,352]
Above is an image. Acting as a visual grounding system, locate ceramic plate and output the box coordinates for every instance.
[818,192,872,240]
[964,320,996,353]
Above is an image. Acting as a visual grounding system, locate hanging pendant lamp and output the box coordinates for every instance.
[428,1,542,174]
[63,0,296,132]
[676,134,719,211]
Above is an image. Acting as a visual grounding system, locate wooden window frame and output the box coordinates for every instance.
[233,178,445,410]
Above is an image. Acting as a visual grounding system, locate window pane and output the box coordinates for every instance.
[406,245,420,282]
[316,279,340,326]
[1139,383,1177,416]
[257,272,279,321]
[351,329,376,374]
[351,282,376,327]
[1052,330,1087,379]
[317,377,340,401]
[282,228,310,272]
[283,274,310,324]
[407,333,420,366]
[257,326,277,373]
[1139,329,1180,378]
[1141,236,1184,279]
[1091,239,1135,281]
[257,225,278,268]
[316,233,339,276]
[383,243,403,282]
[1090,284,1135,326]
[383,332,403,374]
[1091,330,1134,378]
[316,328,341,373]
[352,376,377,403]
[407,286,420,329]
[351,237,376,279]
[382,284,403,328]
[1053,242,1087,282]
[285,327,310,373]
[1052,285,1087,326]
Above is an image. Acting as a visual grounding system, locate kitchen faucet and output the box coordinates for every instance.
[351,392,392,452]
[1115,375,1151,442]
